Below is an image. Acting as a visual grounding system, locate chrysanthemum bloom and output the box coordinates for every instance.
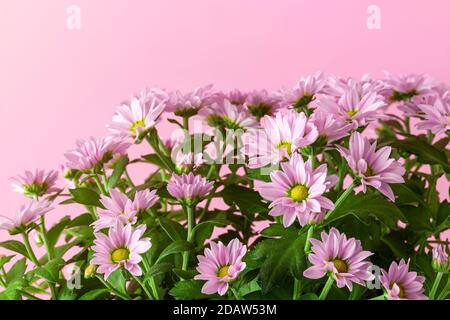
[194,239,247,295]
[275,72,332,112]
[432,245,449,272]
[91,223,152,280]
[0,200,53,234]
[200,99,257,131]
[166,84,214,117]
[131,189,159,213]
[167,173,214,206]
[108,95,166,140]
[217,89,248,106]
[381,72,436,115]
[65,136,131,172]
[337,132,405,201]
[417,97,450,136]
[380,259,427,300]
[10,169,59,198]
[328,74,386,99]
[92,188,137,231]
[244,110,318,169]
[317,87,385,128]
[245,89,280,121]
[258,153,334,227]
[170,143,205,172]
[310,111,353,146]
[303,228,374,290]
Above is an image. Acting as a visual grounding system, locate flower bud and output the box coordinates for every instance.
[432,245,449,273]
[84,264,97,278]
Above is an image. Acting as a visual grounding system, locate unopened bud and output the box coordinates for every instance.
[84,264,97,278]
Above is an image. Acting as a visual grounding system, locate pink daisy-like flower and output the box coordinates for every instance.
[380,259,427,300]
[245,89,280,121]
[432,245,449,272]
[417,97,450,136]
[328,74,386,99]
[108,95,166,140]
[10,169,59,198]
[91,223,152,280]
[381,72,436,115]
[303,227,374,290]
[167,173,214,205]
[194,238,247,296]
[258,153,334,227]
[200,99,257,130]
[275,72,332,112]
[336,132,405,201]
[310,111,353,146]
[65,136,131,172]
[317,87,385,128]
[244,110,318,169]
[166,84,214,117]
[131,189,159,213]
[0,200,53,233]
[216,89,248,106]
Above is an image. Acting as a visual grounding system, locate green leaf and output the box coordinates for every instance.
[141,154,166,167]
[0,240,30,260]
[106,269,127,295]
[107,155,129,188]
[0,255,13,269]
[191,219,230,237]
[79,289,110,300]
[221,185,268,215]
[69,188,103,207]
[169,279,211,300]
[0,279,27,300]
[35,258,65,283]
[392,137,450,172]
[436,201,450,231]
[68,213,94,227]
[172,268,197,280]
[247,167,272,182]
[325,192,406,229]
[144,263,173,279]
[252,227,307,294]
[156,240,193,264]
[158,218,186,242]
[6,258,27,284]
[47,216,71,249]
[299,293,319,300]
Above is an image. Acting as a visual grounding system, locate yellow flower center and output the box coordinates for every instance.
[111,248,129,263]
[289,185,309,202]
[217,265,230,278]
[346,109,359,117]
[278,141,292,155]
[365,166,375,177]
[332,259,348,273]
[129,119,146,134]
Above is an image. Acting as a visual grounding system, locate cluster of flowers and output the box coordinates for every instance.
[0,72,449,300]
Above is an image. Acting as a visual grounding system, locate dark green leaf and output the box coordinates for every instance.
[144,263,173,280]
[156,240,193,263]
[221,185,268,215]
[169,279,211,300]
[35,258,65,283]
[69,188,103,207]
[0,240,30,260]
[47,216,71,249]
[172,268,197,280]
[6,258,27,284]
[79,289,110,300]
[158,218,186,242]
[107,155,129,188]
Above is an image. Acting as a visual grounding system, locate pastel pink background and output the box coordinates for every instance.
[0,0,449,244]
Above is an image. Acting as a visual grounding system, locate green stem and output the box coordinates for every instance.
[231,287,242,300]
[304,225,314,253]
[21,232,40,266]
[39,216,54,260]
[93,175,108,195]
[325,181,356,220]
[429,272,443,300]
[182,205,196,271]
[131,274,153,300]
[183,116,190,132]
[96,275,130,300]
[370,295,386,300]
[437,276,450,300]
[142,259,160,300]
[293,278,302,300]
[318,276,334,300]
[124,169,136,189]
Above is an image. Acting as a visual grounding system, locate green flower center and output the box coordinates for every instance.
[248,103,273,120]
[346,109,359,117]
[294,94,314,110]
[23,183,48,198]
[332,259,348,273]
[391,89,418,102]
[129,119,146,134]
[111,248,130,263]
[278,141,292,155]
[217,265,230,278]
[289,185,309,202]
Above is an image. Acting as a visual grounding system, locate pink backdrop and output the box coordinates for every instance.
[1,0,449,242]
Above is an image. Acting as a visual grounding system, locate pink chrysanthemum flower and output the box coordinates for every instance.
[310,111,353,146]
[91,223,151,280]
[381,72,436,115]
[380,259,427,300]
[167,173,214,205]
[303,228,374,290]
[65,137,131,172]
[194,239,247,296]
[258,153,334,227]
[216,89,248,106]
[244,110,318,169]
[328,74,386,99]
[131,189,159,213]
[0,200,53,233]
[275,72,332,112]
[417,97,450,136]
[337,132,405,201]
[317,87,385,128]
[166,84,215,117]
[200,99,257,130]
[108,95,166,140]
[245,89,280,121]
[10,169,59,198]
[432,245,449,272]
